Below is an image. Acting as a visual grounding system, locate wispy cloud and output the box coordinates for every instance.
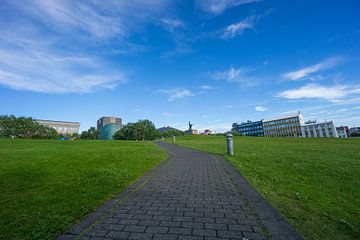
[282,57,344,81]
[225,105,233,109]
[195,0,260,15]
[222,16,255,39]
[200,85,217,90]
[212,66,258,87]
[161,18,184,32]
[157,87,195,101]
[279,83,360,102]
[0,0,173,93]
[0,46,126,93]
[255,106,268,112]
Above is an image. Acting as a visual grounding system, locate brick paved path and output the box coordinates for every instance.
[59,142,302,240]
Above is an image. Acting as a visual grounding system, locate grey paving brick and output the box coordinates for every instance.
[145,226,168,234]
[106,230,130,239]
[138,220,160,226]
[128,232,153,240]
[168,227,192,235]
[182,222,204,229]
[59,142,300,240]
[160,221,182,227]
[123,225,146,233]
[178,236,204,240]
[192,229,216,237]
[217,230,243,239]
[204,223,228,230]
[153,233,178,240]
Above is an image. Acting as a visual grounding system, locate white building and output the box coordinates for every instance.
[36,119,80,135]
[301,121,338,138]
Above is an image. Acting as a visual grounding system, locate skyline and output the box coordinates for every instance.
[1,0,360,132]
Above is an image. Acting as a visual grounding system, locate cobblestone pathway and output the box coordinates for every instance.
[59,142,301,240]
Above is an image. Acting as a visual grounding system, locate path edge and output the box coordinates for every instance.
[159,141,303,240]
[57,143,171,240]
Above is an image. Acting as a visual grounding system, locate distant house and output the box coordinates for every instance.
[201,129,213,135]
[336,126,349,138]
[157,126,182,133]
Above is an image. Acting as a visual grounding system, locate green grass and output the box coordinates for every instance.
[166,135,360,240]
[0,139,167,240]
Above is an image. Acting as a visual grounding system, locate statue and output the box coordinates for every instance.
[188,121,193,131]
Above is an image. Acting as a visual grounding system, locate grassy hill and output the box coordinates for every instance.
[0,139,167,240]
[166,135,360,240]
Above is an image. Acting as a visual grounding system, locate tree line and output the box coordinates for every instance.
[0,115,184,140]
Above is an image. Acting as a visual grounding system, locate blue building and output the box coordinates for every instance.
[232,120,264,136]
[97,116,122,140]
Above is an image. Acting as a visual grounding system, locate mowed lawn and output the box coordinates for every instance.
[168,135,360,240]
[0,139,167,240]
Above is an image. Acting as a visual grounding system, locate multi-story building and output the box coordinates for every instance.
[97,116,122,140]
[232,120,264,136]
[349,127,360,137]
[97,116,122,130]
[336,126,349,138]
[301,121,338,138]
[263,114,304,137]
[36,119,80,135]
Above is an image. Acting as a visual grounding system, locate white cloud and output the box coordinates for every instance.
[279,83,360,102]
[0,47,126,93]
[255,106,267,112]
[157,87,195,101]
[222,16,255,39]
[0,0,173,93]
[195,0,259,15]
[161,18,184,32]
[201,115,209,118]
[282,57,344,81]
[9,0,169,40]
[225,105,233,109]
[212,66,258,87]
[213,66,245,82]
[200,85,217,90]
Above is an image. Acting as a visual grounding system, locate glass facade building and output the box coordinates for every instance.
[97,116,122,140]
[232,120,264,136]
[98,123,122,140]
[263,114,304,137]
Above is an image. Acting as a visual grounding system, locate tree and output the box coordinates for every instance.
[114,120,160,141]
[0,115,58,139]
[80,127,99,140]
[161,129,184,138]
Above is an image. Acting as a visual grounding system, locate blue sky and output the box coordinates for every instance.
[1,0,360,132]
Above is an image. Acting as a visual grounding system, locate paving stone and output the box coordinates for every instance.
[106,230,130,239]
[153,233,178,240]
[192,229,217,237]
[128,232,153,240]
[59,142,300,240]
[168,227,192,235]
[145,226,169,234]
[182,222,204,229]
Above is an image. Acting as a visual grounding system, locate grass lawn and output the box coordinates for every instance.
[0,139,167,240]
[166,135,360,240]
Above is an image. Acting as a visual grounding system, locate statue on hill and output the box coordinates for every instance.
[188,121,193,131]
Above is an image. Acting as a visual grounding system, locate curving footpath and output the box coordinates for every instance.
[59,141,302,240]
